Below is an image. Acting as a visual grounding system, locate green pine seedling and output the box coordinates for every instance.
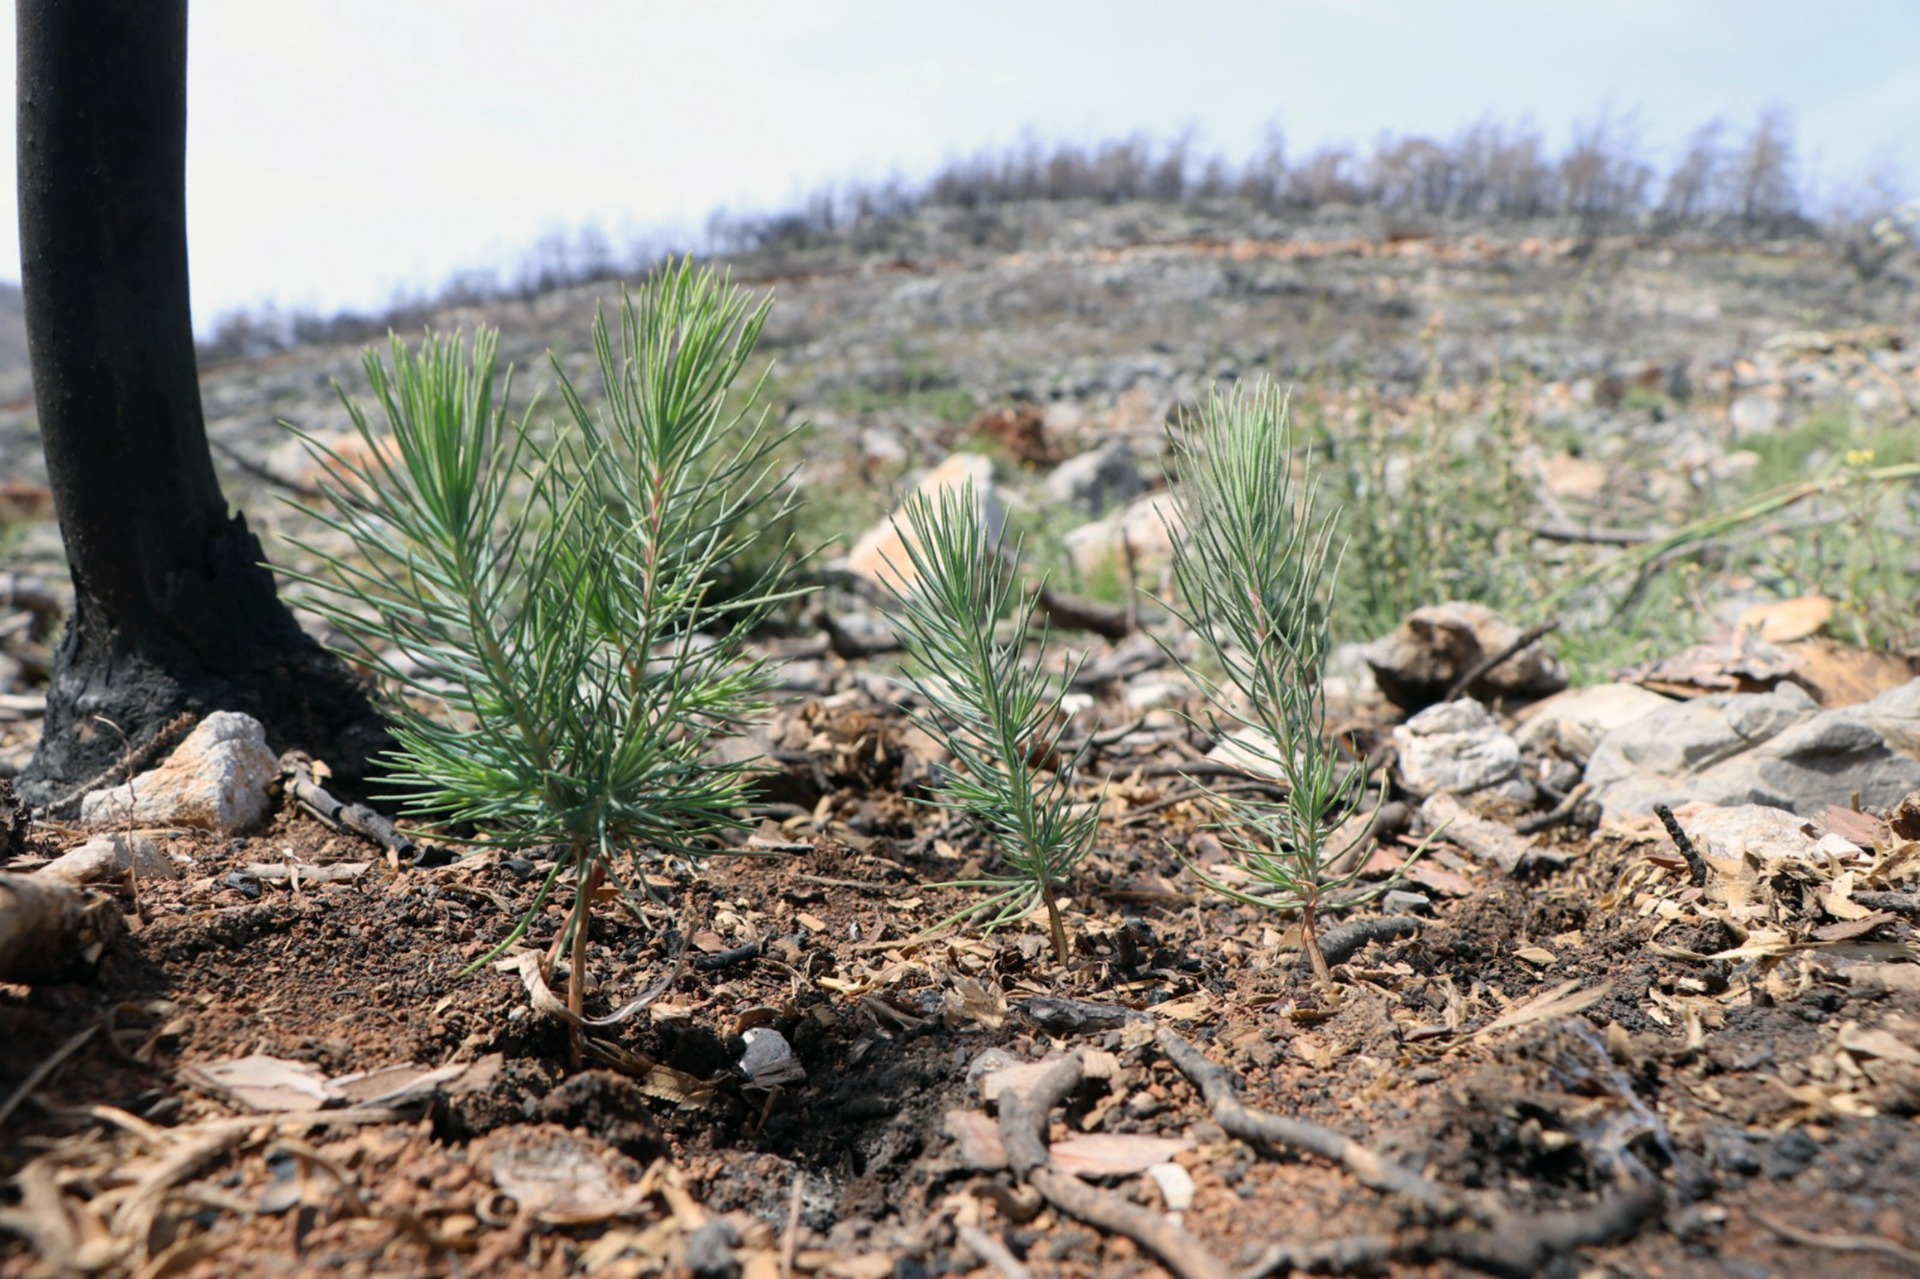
[284,260,803,1035]
[1164,382,1380,990]
[879,483,1097,963]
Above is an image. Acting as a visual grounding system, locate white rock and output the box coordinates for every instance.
[1394,700,1523,797]
[1148,1162,1196,1212]
[1654,803,1818,862]
[39,832,182,883]
[1584,678,1920,818]
[845,454,1005,595]
[1728,394,1782,438]
[1063,491,1181,583]
[80,711,279,835]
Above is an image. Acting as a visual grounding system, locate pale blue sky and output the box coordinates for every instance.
[5,1,1916,330]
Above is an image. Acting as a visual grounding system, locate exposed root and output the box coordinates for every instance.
[1158,1027,1666,1277]
[994,1050,1231,1279]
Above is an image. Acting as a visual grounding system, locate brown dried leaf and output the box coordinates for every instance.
[1475,980,1611,1037]
[1812,912,1898,942]
[1836,1021,1920,1067]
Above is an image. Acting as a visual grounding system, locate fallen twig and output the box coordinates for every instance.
[956,1223,1034,1279]
[1753,1210,1920,1270]
[1315,915,1424,969]
[996,1051,1231,1279]
[1035,584,1131,640]
[1651,803,1710,887]
[1159,1028,1664,1277]
[1443,621,1560,704]
[0,1024,97,1128]
[1156,1027,1450,1210]
[691,940,763,973]
[280,752,416,862]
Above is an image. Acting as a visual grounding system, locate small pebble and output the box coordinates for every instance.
[223,870,262,900]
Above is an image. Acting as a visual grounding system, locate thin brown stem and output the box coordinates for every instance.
[1039,879,1069,964]
[567,856,603,1067]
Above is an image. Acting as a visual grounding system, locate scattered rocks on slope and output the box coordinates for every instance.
[79,711,279,835]
[1584,678,1920,818]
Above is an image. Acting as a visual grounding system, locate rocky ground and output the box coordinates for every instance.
[1,202,1919,1278]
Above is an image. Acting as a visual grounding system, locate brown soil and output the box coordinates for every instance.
[4,689,1920,1279]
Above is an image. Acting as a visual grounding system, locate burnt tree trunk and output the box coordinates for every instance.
[15,0,389,811]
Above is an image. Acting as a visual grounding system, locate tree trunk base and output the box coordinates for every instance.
[17,583,392,817]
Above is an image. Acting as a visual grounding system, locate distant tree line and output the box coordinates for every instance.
[200,108,1906,363]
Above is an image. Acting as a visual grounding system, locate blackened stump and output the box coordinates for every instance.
[15,0,388,810]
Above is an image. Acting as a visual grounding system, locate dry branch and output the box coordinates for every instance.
[994,1051,1231,1279]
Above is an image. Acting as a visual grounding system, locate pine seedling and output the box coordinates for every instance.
[880,483,1097,963]
[1164,382,1375,989]
[284,260,801,1034]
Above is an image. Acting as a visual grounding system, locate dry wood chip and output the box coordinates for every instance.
[1049,1133,1194,1179]
[1811,912,1899,942]
[479,1125,649,1225]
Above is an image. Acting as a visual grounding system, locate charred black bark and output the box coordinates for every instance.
[15,0,388,811]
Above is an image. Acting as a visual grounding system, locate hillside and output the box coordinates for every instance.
[4,203,1920,1279]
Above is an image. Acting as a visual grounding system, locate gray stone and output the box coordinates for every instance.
[1514,683,1675,766]
[80,712,279,835]
[1584,678,1920,818]
[1043,438,1146,517]
[1728,394,1782,438]
[1394,699,1526,798]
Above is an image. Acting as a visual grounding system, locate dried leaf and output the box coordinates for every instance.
[1837,1022,1920,1067]
[1812,912,1898,942]
[184,1055,330,1112]
[1148,993,1212,1023]
[1476,980,1611,1037]
[942,975,1009,1032]
[1736,595,1833,644]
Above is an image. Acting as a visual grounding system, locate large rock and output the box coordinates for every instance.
[845,453,1006,594]
[1513,683,1675,766]
[1393,699,1527,801]
[80,712,279,835]
[1363,602,1567,711]
[1043,439,1146,517]
[1584,678,1920,818]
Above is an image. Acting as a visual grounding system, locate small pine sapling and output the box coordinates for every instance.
[285,261,801,1044]
[879,483,1097,963]
[1164,382,1380,989]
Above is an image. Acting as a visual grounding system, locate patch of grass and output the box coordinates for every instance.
[1739,408,1920,493]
